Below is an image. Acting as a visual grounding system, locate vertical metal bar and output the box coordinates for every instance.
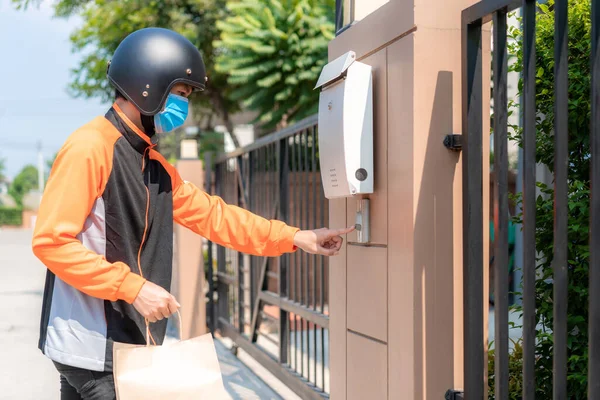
[230,163,237,328]
[286,138,292,366]
[291,134,298,372]
[259,147,263,218]
[223,163,230,325]
[335,0,343,33]
[261,147,268,337]
[522,1,537,398]
[312,126,318,386]
[249,151,256,335]
[298,132,305,378]
[223,162,230,325]
[279,139,290,365]
[254,149,260,333]
[259,147,264,218]
[232,162,238,328]
[268,144,272,217]
[272,143,276,213]
[244,154,251,335]
[303,129,310,382]
[590,0,600,396]
[237,155,244,333]
[319,125,326,391]
[216,163,228,327]
[205,153,215,333]
[493,9,509,400]
[462,18,484,400]
[232,162,237,328]
[553,0,569,398]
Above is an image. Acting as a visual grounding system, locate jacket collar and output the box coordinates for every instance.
[105,103,157,154]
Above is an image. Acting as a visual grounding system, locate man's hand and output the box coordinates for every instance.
[132,281,180,323]
[293,226,355,256]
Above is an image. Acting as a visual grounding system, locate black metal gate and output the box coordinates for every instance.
[205,115,330,399]
[461,0,599,398]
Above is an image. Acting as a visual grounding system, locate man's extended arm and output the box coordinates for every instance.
[172,178,300,257]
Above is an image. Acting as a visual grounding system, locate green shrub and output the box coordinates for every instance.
[488,340,525,400]
[0,207,23,226]
[214,0,335,130]
[493,0,593,398]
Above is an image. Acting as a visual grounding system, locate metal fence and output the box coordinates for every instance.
[461,0,599,398]
[205,115,331,399]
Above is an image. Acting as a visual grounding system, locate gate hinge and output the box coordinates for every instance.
[445,389,464,400]
[443,134,462,152]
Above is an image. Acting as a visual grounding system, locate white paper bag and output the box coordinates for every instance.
[113,312,228,399]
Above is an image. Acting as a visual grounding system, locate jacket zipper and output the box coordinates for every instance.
[138,146,156,345]
[137,146,151,280]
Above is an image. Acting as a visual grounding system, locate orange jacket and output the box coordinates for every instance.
[33,104,299,371]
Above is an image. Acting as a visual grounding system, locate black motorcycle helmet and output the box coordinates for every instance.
[107,27,206,116]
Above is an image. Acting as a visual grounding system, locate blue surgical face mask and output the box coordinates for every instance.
[154,93,189,134]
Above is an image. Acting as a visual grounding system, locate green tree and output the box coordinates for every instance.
[46,152,58,179]
[158,129,224,164]
[12,0,243,148]
[0,157,6,181]
[9,165,39,207]
[214,0,335,131]
[489,1,593,398]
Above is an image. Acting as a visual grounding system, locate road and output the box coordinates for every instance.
[0,228,58,399]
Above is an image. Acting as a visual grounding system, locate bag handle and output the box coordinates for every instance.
[145,309,183,346]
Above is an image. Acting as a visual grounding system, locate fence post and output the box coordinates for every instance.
[174,141,206,339]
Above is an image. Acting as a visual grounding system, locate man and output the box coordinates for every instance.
[32,27,352,399]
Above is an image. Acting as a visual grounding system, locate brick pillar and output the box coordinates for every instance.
[174,139,207,339]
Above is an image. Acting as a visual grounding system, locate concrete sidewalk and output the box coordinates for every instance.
[0,229,287,399]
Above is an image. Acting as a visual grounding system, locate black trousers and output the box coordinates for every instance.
[53,362,116,400]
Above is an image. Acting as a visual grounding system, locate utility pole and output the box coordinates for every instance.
[37,140,45,192]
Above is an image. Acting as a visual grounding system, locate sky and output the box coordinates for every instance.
[0,0,110,179]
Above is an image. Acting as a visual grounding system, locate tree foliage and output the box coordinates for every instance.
[12,0,243,147]
[9,165,39,207]
[488,1,593,398]
[0,158,6,182]
[214,0,334,131]
[158,129,224,164]
[14,0,335,144]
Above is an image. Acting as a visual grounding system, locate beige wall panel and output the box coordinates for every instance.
[415,0,470,29]
[345,49,388,246]
[329,198,348,399]
[412,0,491,393]
[354,0,391,21]
[387,34,416,398]
[329,1,414,61]
[347,331,388,400]
[411,28,462,400]
[347,245,387,342]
